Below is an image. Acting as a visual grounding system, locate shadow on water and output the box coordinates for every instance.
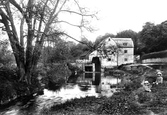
[67,73,79,84]
[48,80,62,91]
[67,72,121,96]
[0,72,121,115]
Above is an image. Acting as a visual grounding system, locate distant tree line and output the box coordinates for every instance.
[1,20,167,66]
[92,20,167,56]
[42,20,167,64]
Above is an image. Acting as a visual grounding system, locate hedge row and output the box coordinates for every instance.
[141,50,167,60]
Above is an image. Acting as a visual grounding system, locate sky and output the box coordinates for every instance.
[64,0,167,42]
[2,0,167,43]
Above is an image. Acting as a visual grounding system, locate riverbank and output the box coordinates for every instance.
[0,66,44,106]
[0,63,72,107]
[40,70,167,115]
[40,83,167,115]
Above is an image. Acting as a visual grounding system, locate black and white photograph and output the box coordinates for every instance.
[0,0,167,115]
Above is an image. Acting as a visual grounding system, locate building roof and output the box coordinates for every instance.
[98,37,134,49]
[112,38,134,48]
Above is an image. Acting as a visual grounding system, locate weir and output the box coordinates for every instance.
[72,57,101,73]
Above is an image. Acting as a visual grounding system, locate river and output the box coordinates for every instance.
[0,72,121,115]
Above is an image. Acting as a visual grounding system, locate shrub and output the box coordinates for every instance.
[141,50,167,60]
[97,91,144,115]
[0,67,18,102]
[46,63,71,90]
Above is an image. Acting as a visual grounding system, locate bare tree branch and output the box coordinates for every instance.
[57,20,81,28]
[61,10,96,17]
[61,32,93,50]
[0,8,10,20]
[20,17,24,46]
[50,0,67,23]
[9,0,24,14]
[0,0,98,84]
[36,0,49,41]
[47,0,60,24]
[5,1,19,41]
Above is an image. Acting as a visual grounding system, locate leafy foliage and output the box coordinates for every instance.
[141,50,167,60]
[49,96,103,114]
[139,21,167,53]
[0,67,19,102]
[0,40,15,66]
[46,63,71,89]
[97,91,144,115]
[44,41,72,63]
[70,38,93,59]
[0,0,97,84]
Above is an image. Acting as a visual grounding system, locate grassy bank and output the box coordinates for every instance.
[40,83,167,115]
[40,69,167,115]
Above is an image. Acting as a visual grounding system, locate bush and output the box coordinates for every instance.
[0,67,18,102]
[97,91,144,115]
[46,63,71,90]
[141,50,167,60]
[0,40,15,66]
[0,66,43,103]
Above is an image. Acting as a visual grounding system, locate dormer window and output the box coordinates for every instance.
[123,43,128,46]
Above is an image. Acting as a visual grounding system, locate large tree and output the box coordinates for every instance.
[0,0,96,84]
[139,21,167,53]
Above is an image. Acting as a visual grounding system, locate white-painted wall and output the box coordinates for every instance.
[89,48,134,68]
[88,37,134,68]
[118,48,134,65]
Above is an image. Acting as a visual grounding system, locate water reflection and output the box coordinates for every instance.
[76,72,121,95]
[37,72,121,112]
[1,72,121,115]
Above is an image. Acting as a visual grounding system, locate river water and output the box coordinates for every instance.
[0,72,121,115]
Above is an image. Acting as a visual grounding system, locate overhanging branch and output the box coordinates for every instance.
[62,32,93,50]
[61,10,96,17]
[9,0,24,14]
[0,8,10,21]
[57,20,81,28]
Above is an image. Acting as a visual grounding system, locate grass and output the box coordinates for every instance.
[40,82,167,115]
[40,68,167,115]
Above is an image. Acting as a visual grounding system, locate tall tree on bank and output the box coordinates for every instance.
[139,21,167,53]
[0,0,97,84]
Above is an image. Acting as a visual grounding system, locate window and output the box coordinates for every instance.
[123,43,128,46]
[124,58,128,61]
[108,58,111,61]
[124,50,127,53]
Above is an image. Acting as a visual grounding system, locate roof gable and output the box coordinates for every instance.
[105,37,134,48]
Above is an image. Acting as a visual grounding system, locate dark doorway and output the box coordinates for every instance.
[85,65,93,72]
[92,57,101,72]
